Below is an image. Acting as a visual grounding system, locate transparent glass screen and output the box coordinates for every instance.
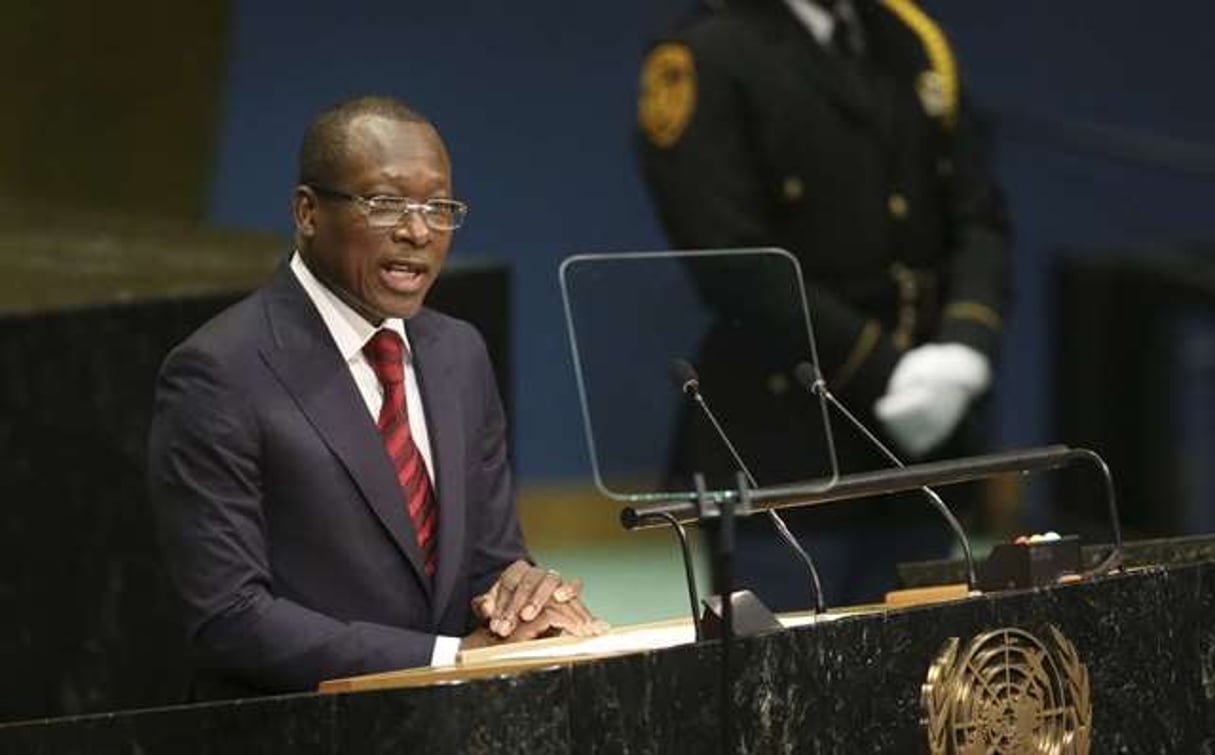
[559,248,839,502]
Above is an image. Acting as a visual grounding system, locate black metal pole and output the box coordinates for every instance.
[717,474,739,754]
[636,511,703,641]
[622,445,1082,529]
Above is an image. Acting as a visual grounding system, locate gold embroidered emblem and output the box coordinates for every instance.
[638,43,697,148]
[922,626,1092,754]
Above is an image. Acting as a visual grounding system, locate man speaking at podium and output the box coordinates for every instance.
[149,96,601,698]
[638,0,1011,606]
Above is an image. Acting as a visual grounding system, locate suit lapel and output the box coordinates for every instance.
[257,265,433,596]
[405,309,467,623]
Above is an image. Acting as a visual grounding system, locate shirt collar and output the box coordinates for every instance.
[289,251,410,362]
[783,0,835,45]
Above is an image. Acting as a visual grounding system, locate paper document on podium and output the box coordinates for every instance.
[463,620,696,663]
[318,612,861,694]
[459,612,846,665]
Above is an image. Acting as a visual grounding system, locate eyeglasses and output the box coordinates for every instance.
[308,185,468,231]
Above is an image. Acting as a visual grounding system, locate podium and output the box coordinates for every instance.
[3,558,1213,753]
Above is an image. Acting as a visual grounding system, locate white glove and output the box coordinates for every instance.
[873,343,991,458]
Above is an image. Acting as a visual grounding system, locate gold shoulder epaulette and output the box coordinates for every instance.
[881,0,959,128]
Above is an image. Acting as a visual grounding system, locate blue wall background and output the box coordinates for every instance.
[209,0,1215,488]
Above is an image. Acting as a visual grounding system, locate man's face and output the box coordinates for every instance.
[294,116,454,322]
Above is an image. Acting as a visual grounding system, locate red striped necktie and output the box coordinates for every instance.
[363,329,437,578]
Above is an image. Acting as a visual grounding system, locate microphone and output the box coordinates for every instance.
[792,361,978,591]
[670,358,827,612]
[672,358,699,395]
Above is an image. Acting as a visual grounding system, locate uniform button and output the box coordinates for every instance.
[766,373,790,396]
[782,176,804,202]
[888,192,909,219]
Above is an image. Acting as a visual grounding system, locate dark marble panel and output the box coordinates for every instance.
[801,612,892,751]
[1158,565,1215,753]
[873,595,997,753]
[983,567,1207,752]
[1060,572,1183,752]
[0,295,240,723]
[333,670,569,755]
[729,626,819,752]
[1199,565,1215,747]
[3,562,1214,753]
[570,640,722,754]
[0,694,333,755]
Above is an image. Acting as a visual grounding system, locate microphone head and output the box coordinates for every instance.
[670,358,700,395]
[792,361,822,390]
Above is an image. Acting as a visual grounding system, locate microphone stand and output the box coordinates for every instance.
[620,444,1125,585]
[631,510,703,641]
[692,471,764,755]
[793,362,978,592]
[676,360,827,614]
[1070,447,1123,578]
[702,473,737,755]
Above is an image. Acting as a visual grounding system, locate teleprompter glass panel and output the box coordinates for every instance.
[559,248,839,502]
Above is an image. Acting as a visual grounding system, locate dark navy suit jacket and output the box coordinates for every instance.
[148,264,527,694]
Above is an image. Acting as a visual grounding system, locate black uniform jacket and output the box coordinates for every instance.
[638,0,1011,434]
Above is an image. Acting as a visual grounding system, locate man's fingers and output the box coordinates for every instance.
[565,598,612,635]
[507,607,567,642]
[488,560,530,635]
[563,596,596,627]
[498,559,530,590]
[553,576,582,603]
[492,601,611,643]
[486,563,599,638]
[544,601,610,637]
[470,582,498,620]
[516,569,563,623]
[496,566,552,633]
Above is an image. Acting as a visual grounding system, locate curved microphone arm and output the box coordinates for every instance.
[795,363,978,593]
[1068,447,1123,577]
[681,386,827,614]
[634,511,704,641]
[762,495,827,614]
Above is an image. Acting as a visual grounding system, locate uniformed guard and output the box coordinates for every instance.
[637,0,1012,608]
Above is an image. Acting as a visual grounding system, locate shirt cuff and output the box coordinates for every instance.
[430,635,461,667]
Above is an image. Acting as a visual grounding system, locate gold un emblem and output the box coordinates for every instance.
[922,626,1092,754]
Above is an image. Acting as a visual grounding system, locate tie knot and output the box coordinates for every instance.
[364,329,405,386]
